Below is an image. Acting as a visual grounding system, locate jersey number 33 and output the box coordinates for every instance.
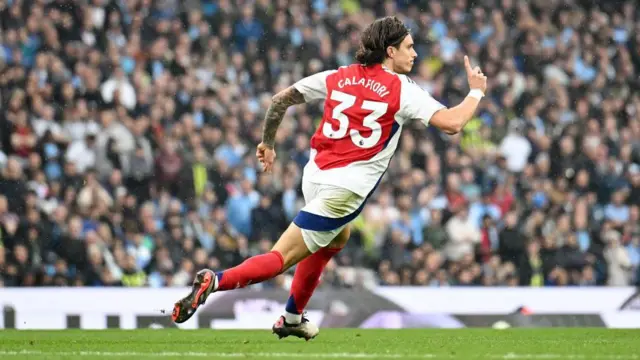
[323,90,388,149]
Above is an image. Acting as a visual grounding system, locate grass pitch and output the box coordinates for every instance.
[0,329,638,360]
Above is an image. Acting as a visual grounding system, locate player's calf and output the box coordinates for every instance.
[172,250,284,324]
[171,223,312,324]
[283,226,349,324]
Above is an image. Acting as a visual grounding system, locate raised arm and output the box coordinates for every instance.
[429,56,487,135]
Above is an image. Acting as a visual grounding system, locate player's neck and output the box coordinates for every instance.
[381,60,395,73]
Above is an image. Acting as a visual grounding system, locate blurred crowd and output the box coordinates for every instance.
[0,0,638,289]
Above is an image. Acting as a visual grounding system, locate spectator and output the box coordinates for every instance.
[251,192,287,243]
[154,139,183,194]
[444,206,481,262]
[178,146,212,203]
[604,188,631,225]
[32,105,66,143]
[95,110,135,177]
[215,132,247,169]
[499,121,531,173]
[76,169,113,210]
[478,215,499,263]
[10,111,37,162]
[604,230,633,286]
[226,179,260,238]
[100,67,136,110]
[123,143,154,202]
[234,6,263,52]
[0,157,28,214]
[422,209,447,251]
[65,133,98,174]
[469,189,502,228]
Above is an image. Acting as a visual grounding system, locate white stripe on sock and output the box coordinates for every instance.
[284,311,302,324]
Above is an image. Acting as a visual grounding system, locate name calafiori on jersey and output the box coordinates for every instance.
[338,76,390,98]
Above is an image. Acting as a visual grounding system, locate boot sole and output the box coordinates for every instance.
[171,270,215,324]
[272,324,318,341]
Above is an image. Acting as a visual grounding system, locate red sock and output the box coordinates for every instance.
[285,247,342,315]
[216,251,284,291]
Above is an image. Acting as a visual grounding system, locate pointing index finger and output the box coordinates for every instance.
[464,55,473,74]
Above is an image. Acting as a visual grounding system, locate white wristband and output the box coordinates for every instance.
[468,89,484,100]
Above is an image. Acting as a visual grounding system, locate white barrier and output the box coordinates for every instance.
[1,287,638,329]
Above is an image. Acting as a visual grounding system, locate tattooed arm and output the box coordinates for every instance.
[260,86,306,149]
[257,70,332,172]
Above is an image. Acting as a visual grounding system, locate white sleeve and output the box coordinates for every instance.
[65,142,79,160]
[292,70,337,102]
[398,76,446,126]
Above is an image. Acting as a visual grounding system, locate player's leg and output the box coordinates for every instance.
[271,226,350,341]
[283,225,350,324]
[215,223,312,290]
[171,223,310,324]
[272,184,366,340]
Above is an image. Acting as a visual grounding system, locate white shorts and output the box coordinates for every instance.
[293,181,367,253]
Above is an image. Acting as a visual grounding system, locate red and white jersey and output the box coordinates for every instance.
[293,64,445,197]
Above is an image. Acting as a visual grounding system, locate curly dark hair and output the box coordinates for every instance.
[355,16,410,66]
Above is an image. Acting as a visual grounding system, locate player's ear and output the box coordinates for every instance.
[386,45,395,59]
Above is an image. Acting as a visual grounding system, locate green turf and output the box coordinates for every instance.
[0,329,638,360]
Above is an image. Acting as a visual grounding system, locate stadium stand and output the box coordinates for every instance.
[0,0,638,288]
